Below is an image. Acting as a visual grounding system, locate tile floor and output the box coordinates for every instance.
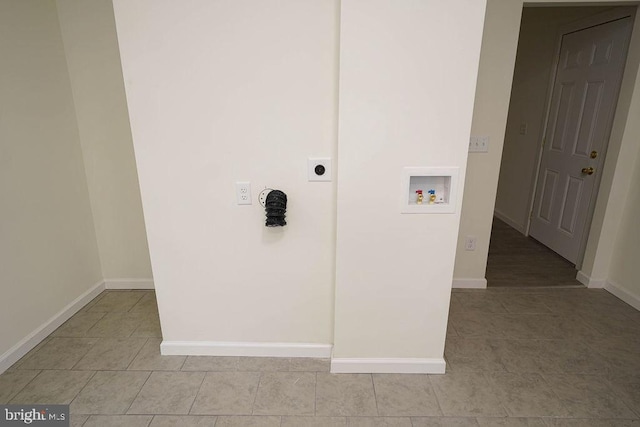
[1,288,639,426]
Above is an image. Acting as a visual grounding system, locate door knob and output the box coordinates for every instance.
[581,167,594,175]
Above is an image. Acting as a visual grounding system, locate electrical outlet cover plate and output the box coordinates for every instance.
[235,182,252,205]
[308,157,331,182]
[465,236,477,251]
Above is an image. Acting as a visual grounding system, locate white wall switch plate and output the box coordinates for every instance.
[236,182,252,205]
[308,157,331,182]
[469,136,489,153]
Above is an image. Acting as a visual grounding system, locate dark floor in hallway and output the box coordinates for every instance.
[487,218,582,287]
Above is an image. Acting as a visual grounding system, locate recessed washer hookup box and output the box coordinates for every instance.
[401,167,459,214]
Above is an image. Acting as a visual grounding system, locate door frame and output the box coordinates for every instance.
[523,7,636,269]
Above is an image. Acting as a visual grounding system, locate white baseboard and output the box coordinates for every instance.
[104,278,154,290]
[161,341,332,358]
[330,357,446,374]
[452,278,487,289]
[576,271,605,288]
[0,280,105,375]
[494,210,526,234]
[605,280,640,311]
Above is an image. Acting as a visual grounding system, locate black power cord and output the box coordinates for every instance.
[265,190,287,227]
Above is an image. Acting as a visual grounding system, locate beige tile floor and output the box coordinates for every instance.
[1,288,639,426]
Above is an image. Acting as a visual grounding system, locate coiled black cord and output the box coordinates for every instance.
[265,190,287,227]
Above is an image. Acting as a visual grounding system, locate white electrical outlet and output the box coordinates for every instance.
[236,182,252,205]
[465,236,477,251]
[469,136,489,153]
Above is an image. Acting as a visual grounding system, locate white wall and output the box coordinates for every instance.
[0,0,102,367]
[114,0,486,369]
[56,0,152,285]
[453,0,523,285]
[607,141,640,306]
[333,0,486,368]
[113,0,339,349]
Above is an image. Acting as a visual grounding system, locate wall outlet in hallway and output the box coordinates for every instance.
[519,122,528,135]
[464,236,477,251]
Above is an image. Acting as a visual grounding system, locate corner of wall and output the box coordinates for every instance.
[452,278,488,289]
[576,270,606,288]
[605,280,640,311]
[0,281,105,375]
[104,279,154,290]
[330,358,446,374]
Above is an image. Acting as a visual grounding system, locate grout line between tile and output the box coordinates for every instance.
[127,293,147,314]
[82,291,107,312]
[15,336,53,369]
[313,371,317,417]
[6,369,43,404]
[123,370,153,415]
[68,338,102,371]
[370,374,379,417]
[426,375,445,418]
[67,369,99,410]
[178,354,189,371]
[187,370,208,415]
[251,372,263,416]
[126,338,151,370]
